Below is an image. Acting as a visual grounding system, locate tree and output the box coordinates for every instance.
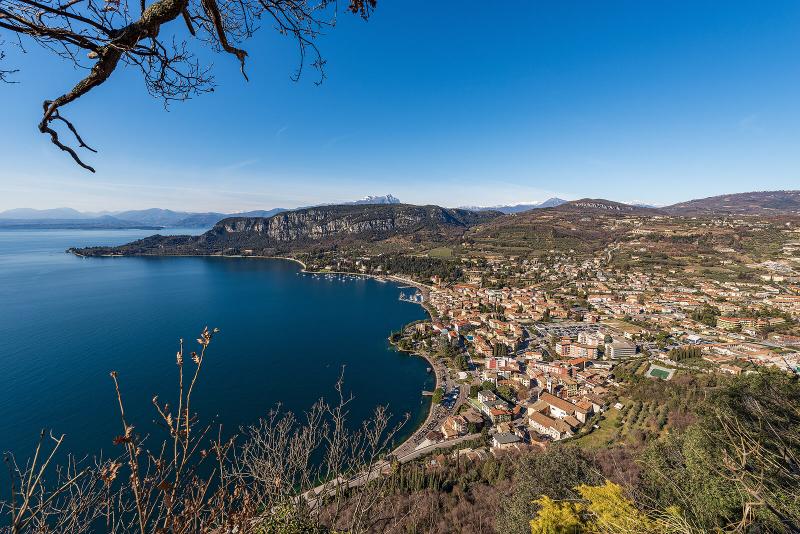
[497,446,604,534]
[529,482,663,534]
[638,370,800,531]
[496,384,513,402]
[654,331,669,349]
[431,387,444,404]
[667,345,700,362]
[0,0,376,171]
[691,304,720,327]
[437,338,456,360]
[492,342,508,358]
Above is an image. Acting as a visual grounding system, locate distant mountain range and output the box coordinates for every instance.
[5,190,800,231]
[460,197,568,214]
[0,216,166,230]
[0,207,292,228]
[463,191,800,216]
[0,195,402,229]
[0,207,96,220]
[556,198,661,214]
[65,190,800,259]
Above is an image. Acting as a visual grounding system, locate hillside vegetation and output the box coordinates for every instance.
[664,190,800,216]
[72,204,500,257]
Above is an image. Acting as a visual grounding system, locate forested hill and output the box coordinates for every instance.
[70,204,502,256]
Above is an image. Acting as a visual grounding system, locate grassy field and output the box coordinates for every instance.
[572,408,621,449]
[426,247,454,258]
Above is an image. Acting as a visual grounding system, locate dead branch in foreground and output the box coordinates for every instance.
[0,0,376,171]
[1,325,408,533]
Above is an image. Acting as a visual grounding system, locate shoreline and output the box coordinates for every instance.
[388,330,443,457]
[298,267,441,455]
[68,249,441,458]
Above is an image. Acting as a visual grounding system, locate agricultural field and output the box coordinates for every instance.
[426,247,454,259]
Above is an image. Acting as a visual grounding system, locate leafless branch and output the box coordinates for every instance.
[1,325,412,533]
[0,0,376,170]
[0,47,20,82]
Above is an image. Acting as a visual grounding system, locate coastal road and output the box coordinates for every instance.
[394,432,481,463]
[302,431,482,510]
[390,352,470,459]
[391,355,447,458]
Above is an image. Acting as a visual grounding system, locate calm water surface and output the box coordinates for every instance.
[0,229,431,460]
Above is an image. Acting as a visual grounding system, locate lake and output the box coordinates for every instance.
[0,229,432,462]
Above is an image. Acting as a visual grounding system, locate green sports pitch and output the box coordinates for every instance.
[648,367,671,380]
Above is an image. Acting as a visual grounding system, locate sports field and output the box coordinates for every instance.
[647,364,675,380]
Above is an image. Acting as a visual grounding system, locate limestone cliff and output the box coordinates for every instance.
[71,204,500,256]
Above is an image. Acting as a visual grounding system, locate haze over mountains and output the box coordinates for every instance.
[459,197,568,214]
[4,190,800,230]
[0,207,92,219]
[0,194,402,229]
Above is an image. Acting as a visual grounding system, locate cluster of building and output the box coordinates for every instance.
[422,339,618,449]
[410,232,800,450]
[421,237,800,377]
[308,214,800,453]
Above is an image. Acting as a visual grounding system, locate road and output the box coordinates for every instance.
[391,351,468,458]
[302,430,482,510]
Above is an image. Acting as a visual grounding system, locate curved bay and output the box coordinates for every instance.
[0,229,432,459]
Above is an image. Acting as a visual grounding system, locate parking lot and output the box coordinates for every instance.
[441,385,459,410]
[532,322,602,339]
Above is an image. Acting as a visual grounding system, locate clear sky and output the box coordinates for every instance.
[1,0,799,212]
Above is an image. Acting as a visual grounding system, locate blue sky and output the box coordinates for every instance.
[1,0,799,212]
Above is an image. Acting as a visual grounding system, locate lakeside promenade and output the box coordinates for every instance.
[387,341,470,459]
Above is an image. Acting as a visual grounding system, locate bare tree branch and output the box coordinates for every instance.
[0,48,20,82]
[0,0,376,171]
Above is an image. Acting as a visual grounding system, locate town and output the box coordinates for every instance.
[302,208,800,458]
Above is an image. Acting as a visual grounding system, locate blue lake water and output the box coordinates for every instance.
[0,229,432,461]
